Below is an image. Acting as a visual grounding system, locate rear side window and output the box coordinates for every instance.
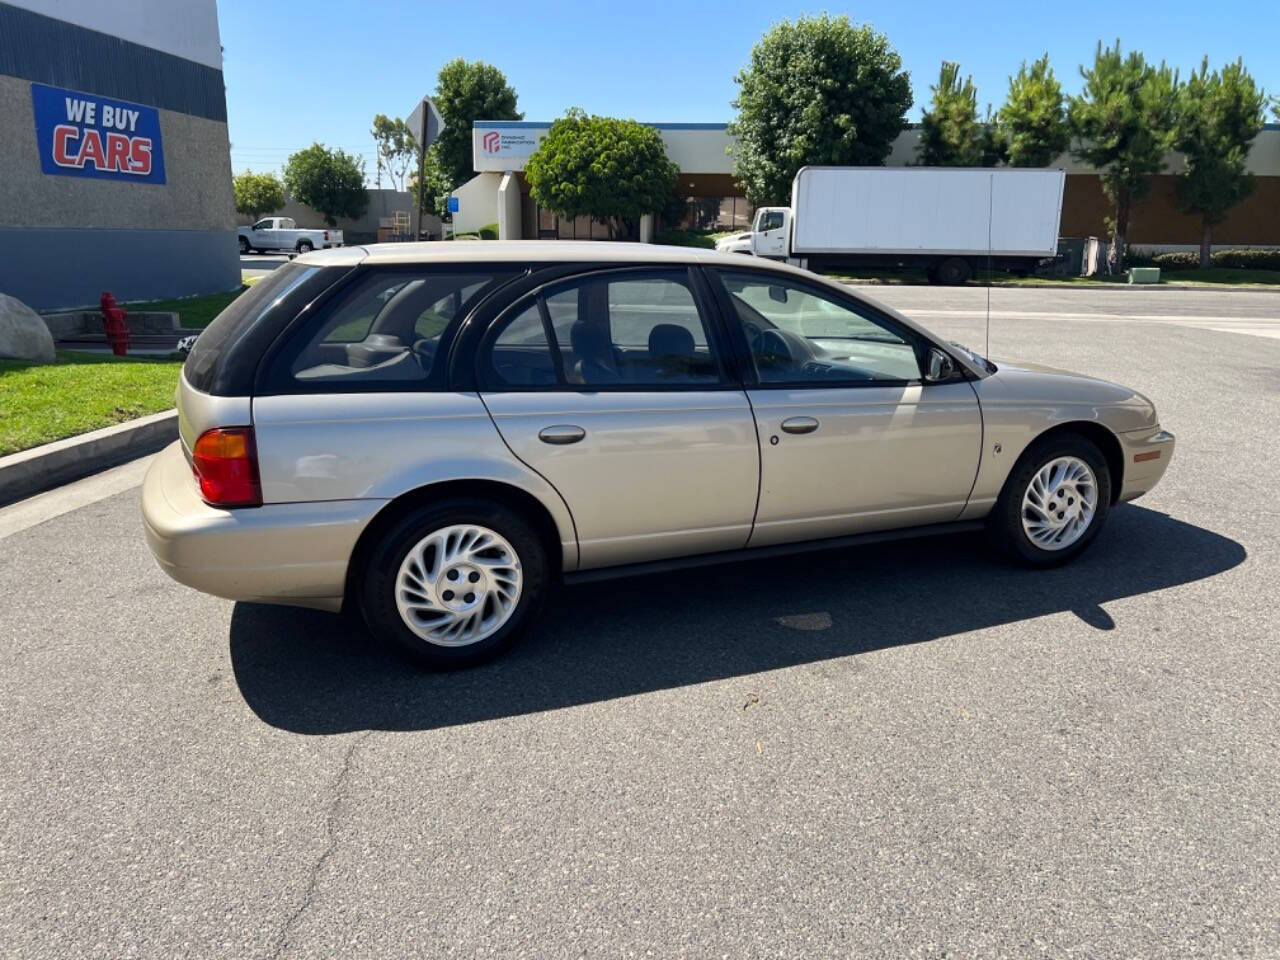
[482,270,722,389]
[262,267,516,392]
[184,263,325,393]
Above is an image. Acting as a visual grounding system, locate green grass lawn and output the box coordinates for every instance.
[1153,268,1280,287]
[0,351,182,456]
[125,275,258,329]
[653,229,742,249]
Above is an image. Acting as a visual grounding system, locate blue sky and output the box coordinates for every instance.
[219,0,1277,175]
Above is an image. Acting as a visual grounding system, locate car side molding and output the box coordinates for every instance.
[562,520,987,585]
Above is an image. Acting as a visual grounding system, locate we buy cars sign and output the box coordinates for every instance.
[30,83,166,184]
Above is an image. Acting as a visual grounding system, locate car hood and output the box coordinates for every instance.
[975,358,1158,432]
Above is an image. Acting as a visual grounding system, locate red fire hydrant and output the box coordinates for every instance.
[99,291,130,357]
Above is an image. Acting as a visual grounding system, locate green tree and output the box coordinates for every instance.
[525,109,679,239]
[1172,58,1266,268]
[978,106,1009,167]
[411,147,454,220]
[1068,42,1179,271]
[918,61,983,166]
[1000,54,1069,167]
[232,170,284,221]
[282,143,367,227]
[370,114,417,191]
[728,14,912,205]
[432,58,521,189]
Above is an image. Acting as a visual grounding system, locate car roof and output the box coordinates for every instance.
[295,240,799,271]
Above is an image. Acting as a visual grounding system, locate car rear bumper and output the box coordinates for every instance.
[140,441,384,612]
[1116,426,1175,503]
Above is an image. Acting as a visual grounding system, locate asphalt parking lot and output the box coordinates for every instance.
[2,285,1277,958]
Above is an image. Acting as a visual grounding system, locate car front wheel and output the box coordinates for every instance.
[360,499,548,668]
[989,433,1111,566]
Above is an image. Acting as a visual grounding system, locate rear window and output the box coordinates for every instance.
[184,264,337,395]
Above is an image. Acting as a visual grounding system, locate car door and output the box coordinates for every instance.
[477,267,760,569]
[707,266,982,548]
[249,218,277,249]
[753,209,788,258]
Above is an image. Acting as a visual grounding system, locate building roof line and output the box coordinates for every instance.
[473,120,729,131]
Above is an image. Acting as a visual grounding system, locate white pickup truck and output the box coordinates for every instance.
[238,217,343,255]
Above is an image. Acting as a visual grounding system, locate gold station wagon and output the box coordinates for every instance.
[142,242,1174,667]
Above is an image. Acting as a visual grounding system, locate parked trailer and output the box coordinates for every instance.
[749,167,1067,284]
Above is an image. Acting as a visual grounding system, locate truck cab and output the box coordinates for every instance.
[750,207,792,259]
[245,217,294,250]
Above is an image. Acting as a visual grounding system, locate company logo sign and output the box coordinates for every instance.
[30,83,166,184]
[473,125,545,169]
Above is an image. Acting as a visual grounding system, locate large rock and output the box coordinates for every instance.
[0,293,56,364]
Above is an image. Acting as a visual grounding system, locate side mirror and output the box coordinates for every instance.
[925,347,956,382]
[768,285,789,304]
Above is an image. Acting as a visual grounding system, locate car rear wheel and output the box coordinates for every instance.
[933,256,973,285]
[988,433,1111,566]
[296,239,314,254]
[360,499,548,668]
[238,236,250,254]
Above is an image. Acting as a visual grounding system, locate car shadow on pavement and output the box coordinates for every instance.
[230,505,1245,735]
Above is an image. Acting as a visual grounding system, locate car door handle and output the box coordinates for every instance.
[780,416,819,435]
[538,425,586,445]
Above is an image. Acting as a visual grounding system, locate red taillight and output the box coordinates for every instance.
[323,230,329,241]
[192,427,261,507]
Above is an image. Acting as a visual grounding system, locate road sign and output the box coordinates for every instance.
[407,98,445,149]
[408,97,445,239]
[447,196,459,214]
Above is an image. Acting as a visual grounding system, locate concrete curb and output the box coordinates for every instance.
[0,409,177,506]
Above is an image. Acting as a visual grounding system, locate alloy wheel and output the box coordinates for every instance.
[1020,456,1098,551]
[394,524,523,647]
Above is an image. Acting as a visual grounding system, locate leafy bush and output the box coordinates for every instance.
[1148,248,1280,271]
[654,230,718,249]
[1152,252,1199,271]
[1210,248,1280,270]
[478,223,499,240]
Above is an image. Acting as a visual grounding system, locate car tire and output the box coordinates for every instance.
[988,432,1112,567]
[296,240,314,254]
[359,499,549,669]
[238,237,250,254]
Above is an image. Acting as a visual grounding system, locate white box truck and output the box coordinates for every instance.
[748,167,1066,284]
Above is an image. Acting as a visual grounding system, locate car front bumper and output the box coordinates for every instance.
[141,441,384,612]
[1116,426,1175,503]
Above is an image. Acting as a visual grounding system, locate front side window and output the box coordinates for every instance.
[714,270,923,384]
[755,210,785,232]
[272,268,513,389]
[482,271,722,389]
